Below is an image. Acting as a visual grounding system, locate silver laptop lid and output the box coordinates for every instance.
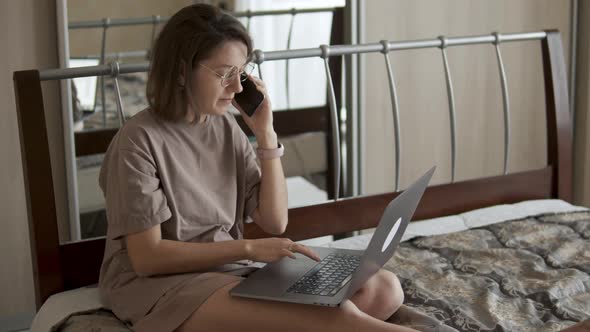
[342,166,435,300]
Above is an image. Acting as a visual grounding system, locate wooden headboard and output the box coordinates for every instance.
[13,30,571,309]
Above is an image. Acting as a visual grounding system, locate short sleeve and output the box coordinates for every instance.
[242,137,261,222]
[100,147,171,240]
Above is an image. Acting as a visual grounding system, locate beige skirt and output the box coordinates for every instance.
[131,267,258,332]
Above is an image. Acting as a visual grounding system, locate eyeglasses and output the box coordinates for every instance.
[199,62,256,87]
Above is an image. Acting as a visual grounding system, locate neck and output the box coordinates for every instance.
[186,109,207,124]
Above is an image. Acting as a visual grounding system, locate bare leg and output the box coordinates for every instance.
[177,281,418,332]
[349,269,404,321]
[559,320,590,332]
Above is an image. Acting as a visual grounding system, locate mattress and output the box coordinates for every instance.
[326,199,590,250]
[31,199,589,332]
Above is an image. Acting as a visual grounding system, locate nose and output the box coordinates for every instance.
[227,73,243,93]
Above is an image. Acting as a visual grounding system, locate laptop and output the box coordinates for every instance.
[230,166,435,307]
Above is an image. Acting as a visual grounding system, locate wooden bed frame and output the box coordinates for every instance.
[13,30,571,310]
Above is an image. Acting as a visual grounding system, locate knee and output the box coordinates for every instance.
[376,270,404,313]
[349,270,405,321]
[391,273,405,311]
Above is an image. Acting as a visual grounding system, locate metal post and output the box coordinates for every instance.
[246,10,252,33]
[253,49,264,80]
[439,36,457,183]
[110,62,126,126]
[150,15,161,56]
[320,44,341,200]
[492,32,511,175]
[380,40,402,191]
[99,18,110,127]
[285,8,296,109]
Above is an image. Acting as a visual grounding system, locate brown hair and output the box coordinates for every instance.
[146,4,253,122]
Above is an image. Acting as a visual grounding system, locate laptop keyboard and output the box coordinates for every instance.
[286,253,361,297]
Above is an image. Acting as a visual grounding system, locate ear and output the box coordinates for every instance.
[178,60,186,86]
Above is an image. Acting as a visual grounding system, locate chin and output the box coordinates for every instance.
[203,108,223,117]
[215,103,233,113]
[216,105,230,114]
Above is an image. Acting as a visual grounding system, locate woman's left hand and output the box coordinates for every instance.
[232,75,274,140]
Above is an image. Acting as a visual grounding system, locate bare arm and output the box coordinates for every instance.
[126,223,320,277]
[251,131,288,235]
[233,75,288,235]
[126,224,248,277]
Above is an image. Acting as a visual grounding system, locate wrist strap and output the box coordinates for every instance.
[256,142,284,160]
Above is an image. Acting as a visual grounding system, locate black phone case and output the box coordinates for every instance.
[234,75,264,116]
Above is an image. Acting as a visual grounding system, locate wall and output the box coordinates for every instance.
[0,0,64,325]
[574,1,590,207]
[361,0,573,196]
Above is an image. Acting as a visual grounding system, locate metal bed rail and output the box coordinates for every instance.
[42,30,548,201]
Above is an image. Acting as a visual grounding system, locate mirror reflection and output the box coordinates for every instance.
[63,0,347,242]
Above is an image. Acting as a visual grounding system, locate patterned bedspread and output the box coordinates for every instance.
[56,210,590,331]
[386,210,590,331]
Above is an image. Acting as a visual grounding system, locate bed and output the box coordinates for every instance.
[13,30,590,331]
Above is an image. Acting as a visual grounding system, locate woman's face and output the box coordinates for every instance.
[189,40,247,118]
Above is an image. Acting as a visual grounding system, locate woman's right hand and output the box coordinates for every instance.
[244,238,321,263]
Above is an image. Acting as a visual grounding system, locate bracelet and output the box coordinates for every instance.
[256,142,284,160]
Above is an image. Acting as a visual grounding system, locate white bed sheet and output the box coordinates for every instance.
[286,176,328,208]
[30,199,588,332]
[324,199,589,250]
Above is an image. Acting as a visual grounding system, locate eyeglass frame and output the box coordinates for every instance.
[199,62,256,87]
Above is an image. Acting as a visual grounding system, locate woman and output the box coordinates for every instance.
[98,4,411,332]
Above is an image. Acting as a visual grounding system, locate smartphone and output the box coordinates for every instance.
[234,74,265,117]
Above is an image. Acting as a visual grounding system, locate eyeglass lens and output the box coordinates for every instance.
[222,63,255,86]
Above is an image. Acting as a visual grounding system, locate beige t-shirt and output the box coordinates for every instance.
[97,109,261,321]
